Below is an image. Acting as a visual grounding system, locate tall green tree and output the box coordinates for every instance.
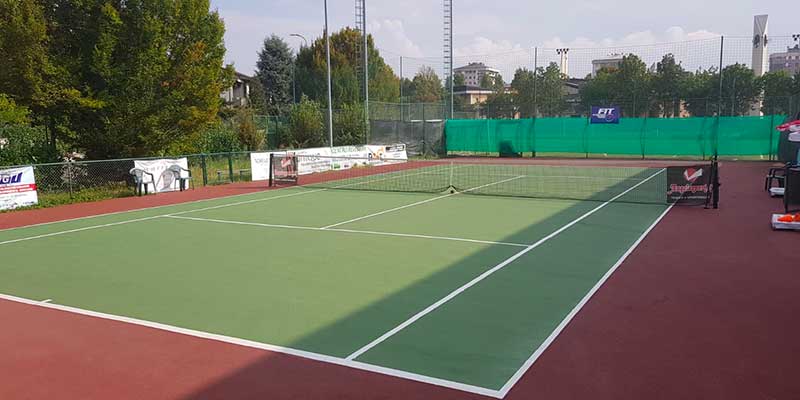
[256,35,294,115]
[412,66,442,102]
[652,54,688,117]
[511,68,536,118]
[295,28,399,108]
[759,71,796,115]
[1,0,232,159]
[288,95,324,148]
[580,54,651,117]
[248,78,269,115]
[536,63,568,116]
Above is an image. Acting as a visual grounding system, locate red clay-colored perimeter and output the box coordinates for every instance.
[0,181,270,230]
[1,161,799,399]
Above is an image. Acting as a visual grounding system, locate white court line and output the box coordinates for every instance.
[0,189,326,247]
[496,202,674,397]
[320,175,525,230]
[0,185,306,233]
[0,292,502,398]
[345,168,667,362]
[41,299,52,303]
[165,215,528,248]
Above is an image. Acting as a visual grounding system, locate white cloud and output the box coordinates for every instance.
[542,27,722,50]
[369,19,424,58]
[454,37,524,57]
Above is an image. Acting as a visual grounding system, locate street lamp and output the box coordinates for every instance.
[289,33,308,103]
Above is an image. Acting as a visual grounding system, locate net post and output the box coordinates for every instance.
[449,161,454,189]
[268,153,274,187]
[712,157,720,209]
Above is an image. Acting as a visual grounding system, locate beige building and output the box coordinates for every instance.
[221,71,254,107]
[454,63,501,87]
[591,56,624,77]
[769,45,800,75]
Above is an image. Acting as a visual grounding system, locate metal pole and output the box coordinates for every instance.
[362,0,369,144]
[716,36,724,158]
[399,56,403,122]
[449,1,454,120]
[324,0,334,148]
[533,47,538,118]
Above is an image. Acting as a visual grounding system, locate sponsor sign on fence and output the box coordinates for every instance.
[133,158,189,193]
[250,144,409,181]
[0,166,38,210]
[590,106,620,124]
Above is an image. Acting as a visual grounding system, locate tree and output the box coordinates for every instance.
[256,35,294,115]
[482,73,515,118]
[760,71,796,115]
[0,95,30,126]
[288,96,324,148]
[718,64,761,116]
[580,54,651,117]
[537,63,568,116]
[196,124,243,153]
[1,0,232,158]
[294,28,399,108]
[682,68,717,116]
[248,78,269,115]
[652,54,688,117]
[412,66,442,102]
[333,103,366,145]
[511,68,536,117]
[234,107,264,151]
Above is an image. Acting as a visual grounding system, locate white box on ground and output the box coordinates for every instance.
[771,214,800,230]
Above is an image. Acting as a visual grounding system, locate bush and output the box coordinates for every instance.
[196,124,242,154]
[0,124,57,166]
[334,103,366,146]
[288,96,324,148]
[233,107,265,151]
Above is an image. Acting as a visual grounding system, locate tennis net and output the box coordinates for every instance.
[269,154,718,206]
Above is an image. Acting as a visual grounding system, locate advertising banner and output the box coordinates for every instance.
[250,152,277,181]
[0,166,38,210]
[133,158,189,193]
[590,106,621,124]
[667,165,712,205]
[250,144,409,181]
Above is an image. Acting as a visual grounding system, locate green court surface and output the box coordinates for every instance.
[0,168,670,397]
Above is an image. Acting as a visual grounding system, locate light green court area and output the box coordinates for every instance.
[0,173,669,393]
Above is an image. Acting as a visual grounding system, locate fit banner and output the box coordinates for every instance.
[590,106,620,124]
[0,166,38,210]
[666,165,712,205]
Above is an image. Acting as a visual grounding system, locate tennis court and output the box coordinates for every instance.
[0,160,695,398]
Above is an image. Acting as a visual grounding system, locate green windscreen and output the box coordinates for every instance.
[446,115,783,158]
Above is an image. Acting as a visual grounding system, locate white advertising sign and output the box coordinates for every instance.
[250,144,409,181]
[133,158,189,193]
[250,152,277,181]
[0,166,38,210]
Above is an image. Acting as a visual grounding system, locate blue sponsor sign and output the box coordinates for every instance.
[590,106,620,124]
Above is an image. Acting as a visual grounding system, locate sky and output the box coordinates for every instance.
[210,0,797,79]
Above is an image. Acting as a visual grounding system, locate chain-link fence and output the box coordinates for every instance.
[1,151,264,209]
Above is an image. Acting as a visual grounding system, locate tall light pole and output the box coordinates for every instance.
[289,33,307,104]
[324,0,334,148]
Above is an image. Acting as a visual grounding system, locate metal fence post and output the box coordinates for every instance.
[227,152,234,182]
[67,162,74,198]
[201,154,208,186]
